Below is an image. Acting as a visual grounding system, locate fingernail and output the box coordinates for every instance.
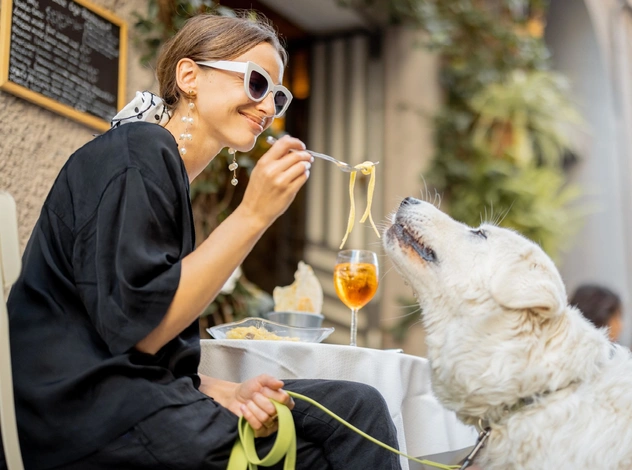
[305,170,310,178]
[310,156,314,163]
[303,161,311,170]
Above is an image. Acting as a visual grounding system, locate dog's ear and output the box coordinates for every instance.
[490,253,566,318]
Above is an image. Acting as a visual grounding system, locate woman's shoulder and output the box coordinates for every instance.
[64,122,182,190]
[53,122,185,226]
[77,122,175,156]
[108,121,177,150]
[122,122,183,175]
[86,122,180,169]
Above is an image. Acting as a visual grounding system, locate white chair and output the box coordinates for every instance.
[0,192,24,470]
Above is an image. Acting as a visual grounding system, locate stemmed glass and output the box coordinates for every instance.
[333,250,379,346]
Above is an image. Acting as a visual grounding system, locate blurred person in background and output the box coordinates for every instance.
[569,284,623,342]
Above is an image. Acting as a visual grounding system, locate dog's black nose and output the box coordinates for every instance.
[400,197,421,208]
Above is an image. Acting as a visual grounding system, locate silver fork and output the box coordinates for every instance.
[265,136,379,173]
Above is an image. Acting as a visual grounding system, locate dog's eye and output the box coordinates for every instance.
[471,229,487,239]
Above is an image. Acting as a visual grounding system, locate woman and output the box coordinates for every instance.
[5,13,401,470]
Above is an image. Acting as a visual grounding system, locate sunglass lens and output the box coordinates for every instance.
[248,70,269,100]
[274,91,288,116]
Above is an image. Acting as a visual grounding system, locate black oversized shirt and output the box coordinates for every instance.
[7,122,205,469]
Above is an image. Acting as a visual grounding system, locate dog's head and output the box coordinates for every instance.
[384,198,609,423]
[385,197,567,321]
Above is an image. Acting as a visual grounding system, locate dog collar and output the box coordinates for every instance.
[502,379,581,418]
[460,381,581,469]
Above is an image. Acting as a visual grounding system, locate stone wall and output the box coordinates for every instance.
[0,0,156,249]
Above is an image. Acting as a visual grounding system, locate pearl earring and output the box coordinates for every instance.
[228,148,238,186]
[179,90,195,155]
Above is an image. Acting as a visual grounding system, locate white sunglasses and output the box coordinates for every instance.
[195,60,293,118]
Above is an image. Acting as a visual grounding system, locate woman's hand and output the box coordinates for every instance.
[235,374,295,437]
[240,135,312,229]
[199,373,294,438]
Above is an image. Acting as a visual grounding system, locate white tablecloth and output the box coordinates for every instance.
[199,339,476,470]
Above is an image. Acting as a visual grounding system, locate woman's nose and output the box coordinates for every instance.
[257,91,276,117]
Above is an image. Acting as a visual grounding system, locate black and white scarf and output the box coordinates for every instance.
[110,91,171,128]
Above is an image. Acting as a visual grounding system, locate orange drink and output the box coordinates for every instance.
[333,249,379,346]
[333,262,378,309]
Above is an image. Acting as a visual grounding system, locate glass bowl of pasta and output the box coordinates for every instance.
[207,317,334,343]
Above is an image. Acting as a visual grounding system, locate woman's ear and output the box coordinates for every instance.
[175,58,199,96]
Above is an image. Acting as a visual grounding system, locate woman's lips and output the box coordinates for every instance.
[241,113,264,133]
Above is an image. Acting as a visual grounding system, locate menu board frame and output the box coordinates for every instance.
[0,0,127,131]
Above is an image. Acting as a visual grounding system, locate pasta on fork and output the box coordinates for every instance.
[339,162,380,249]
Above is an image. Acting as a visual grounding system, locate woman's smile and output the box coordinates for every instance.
[240,111,265,133]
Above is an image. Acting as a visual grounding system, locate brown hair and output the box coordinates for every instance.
[156,12,288,109]
[569,284,622,329]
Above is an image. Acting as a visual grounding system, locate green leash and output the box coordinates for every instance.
[227,391,459,470]
[227,399,296,470]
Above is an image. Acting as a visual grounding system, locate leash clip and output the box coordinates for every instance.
[458,426,491,470]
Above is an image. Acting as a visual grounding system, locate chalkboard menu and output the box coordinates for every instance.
[0,0,127,131]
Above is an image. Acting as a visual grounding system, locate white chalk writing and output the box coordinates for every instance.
[8,0,120,121]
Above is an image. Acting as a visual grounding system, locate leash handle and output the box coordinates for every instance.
[227,400,296,470]
[227,390,460,470]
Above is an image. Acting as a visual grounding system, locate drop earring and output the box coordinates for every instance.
[228,148,238,186]
[179,90,195,155]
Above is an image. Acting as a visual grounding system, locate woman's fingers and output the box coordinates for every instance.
[246,160,308,213]
[233,376,295,437]
[259,135,312,175]
[258,387,294,410]
[255,374,284,390]
[241,402,276,437]
[282,155,312,179]
[261,135,305,162]
[264,156,311,189]
[259,150,311,184]
[252,391,278,416]
[240,393,281,437]
[243,397,270,425]
[252,375,294,409]
[239,136,311,228]
[274,150,313,173]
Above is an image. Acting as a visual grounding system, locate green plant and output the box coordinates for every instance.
[341,0,583,261]
[133,0,234,65]
[340,0,584,343]
[432,69,583,256]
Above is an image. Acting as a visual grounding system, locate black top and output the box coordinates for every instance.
[7,122,205,469]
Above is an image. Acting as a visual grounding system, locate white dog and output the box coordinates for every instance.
[383,197,632,470]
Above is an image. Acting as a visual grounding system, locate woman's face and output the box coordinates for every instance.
[195,42,284,152]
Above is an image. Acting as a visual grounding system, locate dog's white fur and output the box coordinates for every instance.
[383,198,632,470]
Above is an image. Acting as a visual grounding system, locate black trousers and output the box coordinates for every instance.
[54,379,402,470]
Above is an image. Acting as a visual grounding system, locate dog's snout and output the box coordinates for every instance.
[400,197,422,208]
